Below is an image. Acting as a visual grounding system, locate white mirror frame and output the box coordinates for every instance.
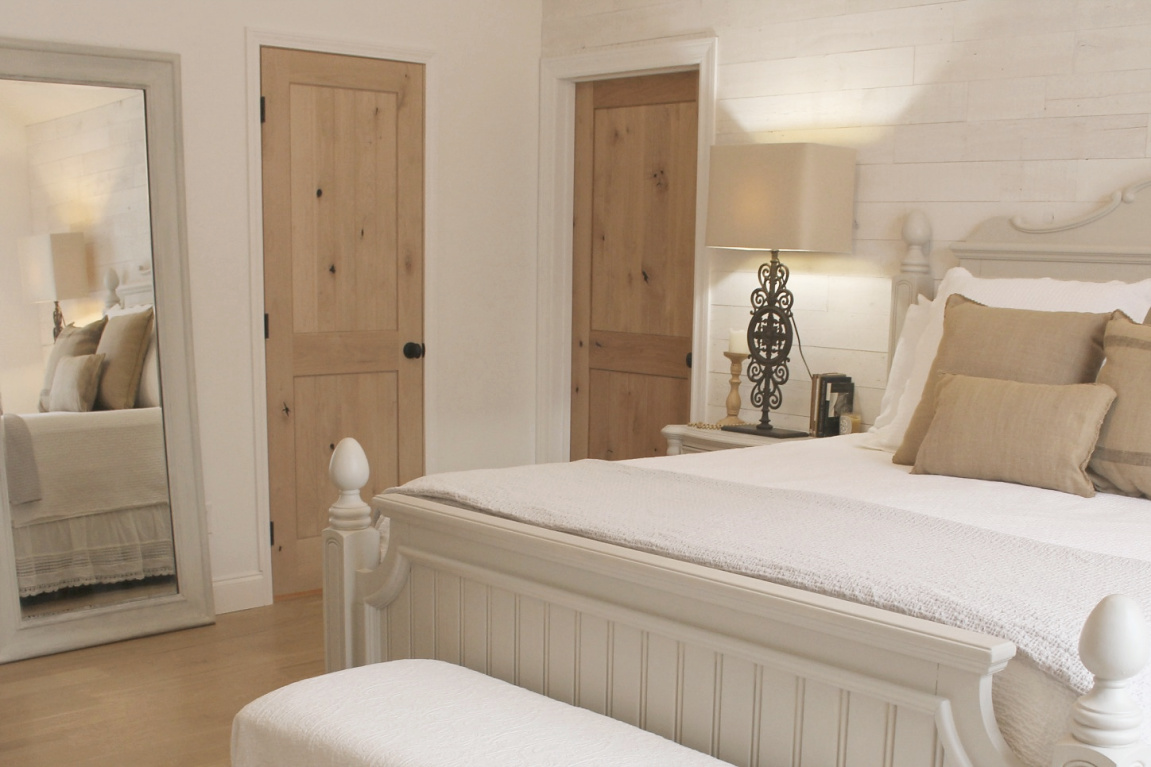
[0,37,213,662]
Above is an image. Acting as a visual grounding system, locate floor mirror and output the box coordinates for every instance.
[0,37,213,662]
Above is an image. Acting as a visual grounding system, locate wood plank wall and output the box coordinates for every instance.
[542,0,1151,431]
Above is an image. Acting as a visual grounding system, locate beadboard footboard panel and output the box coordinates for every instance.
[337,494,1020,767]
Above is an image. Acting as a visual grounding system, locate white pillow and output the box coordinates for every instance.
[867,295,931,435]
[867,267,1151,453]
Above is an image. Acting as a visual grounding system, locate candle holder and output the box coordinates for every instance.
[716,351,749,427]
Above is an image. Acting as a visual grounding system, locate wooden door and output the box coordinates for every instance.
[571,71,699,461]
[262,47,424,596]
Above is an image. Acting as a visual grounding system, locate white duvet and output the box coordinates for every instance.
[393,434,1151,767]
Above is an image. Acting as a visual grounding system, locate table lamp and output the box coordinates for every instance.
[18,232,88,340]
[706,143,856,437]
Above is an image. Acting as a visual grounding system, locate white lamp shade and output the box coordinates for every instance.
[706,143,856,254]
[18,232,88,303]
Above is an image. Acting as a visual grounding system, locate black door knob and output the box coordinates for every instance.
[403,342,425,359]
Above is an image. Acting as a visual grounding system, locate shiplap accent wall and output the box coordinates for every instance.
[542,0,1151,432]
[25,92,152,338]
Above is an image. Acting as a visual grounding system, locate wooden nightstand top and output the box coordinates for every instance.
[661,424,811,455]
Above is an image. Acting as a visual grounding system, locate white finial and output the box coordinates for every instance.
[1072,595,1150,748]
[328,438,371,530]
[104,268,122,310]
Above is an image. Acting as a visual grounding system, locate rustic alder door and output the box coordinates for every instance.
[262,47,425,596]
[571,71,699,461]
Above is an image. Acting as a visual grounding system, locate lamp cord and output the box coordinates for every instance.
[791,312,813,380]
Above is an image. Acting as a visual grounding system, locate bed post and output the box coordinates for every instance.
[889,210,935,363]
[323,438,380,673]
[1052,595,1151,767]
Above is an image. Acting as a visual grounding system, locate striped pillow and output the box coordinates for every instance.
[1090,317,1151,498]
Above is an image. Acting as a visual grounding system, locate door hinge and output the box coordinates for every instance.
[264,313,269,340]
[269,521,274,547]
[260,96,266,124]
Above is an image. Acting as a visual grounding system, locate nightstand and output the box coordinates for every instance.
[661,424,811,455]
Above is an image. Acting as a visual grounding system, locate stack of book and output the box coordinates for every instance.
[809,374,854,437]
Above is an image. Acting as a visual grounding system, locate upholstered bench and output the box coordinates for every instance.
[231,659,728,766]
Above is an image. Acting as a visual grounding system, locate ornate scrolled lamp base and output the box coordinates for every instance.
[720,250,809,439]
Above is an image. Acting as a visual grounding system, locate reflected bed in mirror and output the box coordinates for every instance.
[0,37,212,661]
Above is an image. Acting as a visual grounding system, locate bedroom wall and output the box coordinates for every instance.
[542,0,1151,432]
[0,111,38,415]
[23,93,152,360]
[1,0,543,612]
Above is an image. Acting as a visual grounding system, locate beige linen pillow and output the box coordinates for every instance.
[1089,317,1151,498]
[47,353,106,412]
[893,295,1115,465]
[94,307,154,410]
[38,316,108,412]
[913,375,1115,497]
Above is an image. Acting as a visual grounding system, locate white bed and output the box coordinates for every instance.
[1,282,173,604]
[323,180,1151,767]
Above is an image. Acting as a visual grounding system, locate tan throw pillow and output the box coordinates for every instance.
[893,295,1115,465]
[38,316,108,412]
[47,353,106,412]
[94,307,154,410]
[1090,317,1151,498]
[913,375,1115,497]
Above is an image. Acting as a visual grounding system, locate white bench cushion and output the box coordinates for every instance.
[232,659,728,766]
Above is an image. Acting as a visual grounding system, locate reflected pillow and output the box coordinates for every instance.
[106,304,160,408]
[893,295,1116,465]
[1090,317,1151,498]
[48,353,106,412]
[913,374,1115,497]
[95,307,154,410]
[38,316,108,412]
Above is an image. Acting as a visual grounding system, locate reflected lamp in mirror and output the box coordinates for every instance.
[706,143,856,438]
[18,232,87,340]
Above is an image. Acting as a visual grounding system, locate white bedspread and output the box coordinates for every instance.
[391,434,1151,767]
[9,408,168,528]
[232,659,727,767]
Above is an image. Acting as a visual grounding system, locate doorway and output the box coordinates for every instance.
[570,70,699,461]
[261,47,425,596]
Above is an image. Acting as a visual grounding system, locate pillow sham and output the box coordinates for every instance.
[867,295,931,436]
[47,353,106,413]
[912,374,1115,497]
[1089,317,1151,498]
[94,307,154,410]
[106,304,160,407]
[38,316,108,412]
[893,295,1116,465]
[869,266,1151,453]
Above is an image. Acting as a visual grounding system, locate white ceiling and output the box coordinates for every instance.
[0,78,135,126]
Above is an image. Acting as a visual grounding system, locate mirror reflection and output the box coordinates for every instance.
[0,79,176,620]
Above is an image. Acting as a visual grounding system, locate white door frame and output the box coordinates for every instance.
[535,36,718,464]
[243,28,436,610]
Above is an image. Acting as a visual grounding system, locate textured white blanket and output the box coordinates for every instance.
[11,408,168,528]
[392,458,1151,712]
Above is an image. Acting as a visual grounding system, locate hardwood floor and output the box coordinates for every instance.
[0,593,324,766]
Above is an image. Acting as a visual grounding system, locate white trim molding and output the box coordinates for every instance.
[535,35,719,464]
[244,28,437,610]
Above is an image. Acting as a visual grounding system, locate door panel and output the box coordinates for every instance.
[587,370,690,461]
[263,47,424,596]
[571,70,698,461]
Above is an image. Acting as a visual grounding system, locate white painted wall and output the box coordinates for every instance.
[543,0,1151,432]
[0,111,38,415]
[1,0,543,612]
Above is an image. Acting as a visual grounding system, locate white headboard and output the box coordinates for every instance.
[890,178,1151,354]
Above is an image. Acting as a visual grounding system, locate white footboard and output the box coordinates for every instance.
[323,439,1150,767]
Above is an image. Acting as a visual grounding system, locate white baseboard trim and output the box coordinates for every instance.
[212,571,272,614]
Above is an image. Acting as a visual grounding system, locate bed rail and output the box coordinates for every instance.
[323,438,1150,767]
